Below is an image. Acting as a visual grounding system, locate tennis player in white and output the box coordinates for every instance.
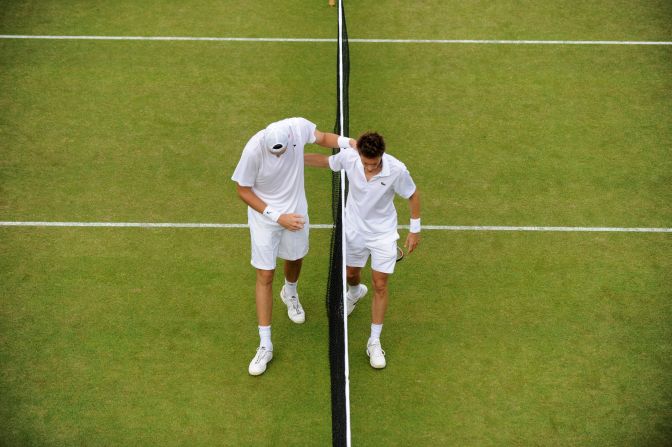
[305,131,421,369]
[232,117,356,376]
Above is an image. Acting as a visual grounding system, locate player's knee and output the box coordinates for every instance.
[346,267,361,284]
[371,277,388,293]
[256,269,275,286]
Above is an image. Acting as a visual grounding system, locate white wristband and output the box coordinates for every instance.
[262,206,281,222]
[337,135,352,148]
[409,218,421,233]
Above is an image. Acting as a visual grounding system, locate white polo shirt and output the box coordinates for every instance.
[232,117,317,216]
[329,147,416,238]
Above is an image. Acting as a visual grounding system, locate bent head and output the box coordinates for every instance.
[264,121,291,156]
[357,132,385,172]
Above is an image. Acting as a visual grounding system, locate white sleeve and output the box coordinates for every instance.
[328,147,351,172]
[231,145,259,187]
[394,168,417,199]
[293,117,317,145]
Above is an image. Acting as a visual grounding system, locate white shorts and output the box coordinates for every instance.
[248,208,309,270]
[345,226,399,274]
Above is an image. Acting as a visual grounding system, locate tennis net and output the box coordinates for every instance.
[326,1,351,446]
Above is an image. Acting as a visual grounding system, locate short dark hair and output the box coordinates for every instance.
[357,132,385,158]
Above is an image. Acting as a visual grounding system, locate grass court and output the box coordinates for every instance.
[1,1,671,445]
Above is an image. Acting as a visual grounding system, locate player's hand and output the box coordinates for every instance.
[278,213,306,231]
[404,232,420,254]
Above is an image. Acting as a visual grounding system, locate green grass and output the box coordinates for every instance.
[351,43,672,228]
[0,0,337,38]
[1,1,671,446]
[346,0,672,41]
[349,233,672,445]
[2,229,670,445]
[0,228,334,445]
[0,39,337,223]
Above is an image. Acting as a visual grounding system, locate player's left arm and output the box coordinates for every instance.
[405,189,421,254]
[313,130,357,150]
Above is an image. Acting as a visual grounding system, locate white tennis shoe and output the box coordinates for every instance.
[366,339,386,369]
[248,346,273,376]
[280,286,305,324]
[346,284,368,316]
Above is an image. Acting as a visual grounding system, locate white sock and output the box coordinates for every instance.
[284,279,298,296]
[259,325,272,351]
[347,283,361,297]
[369,323,383,344]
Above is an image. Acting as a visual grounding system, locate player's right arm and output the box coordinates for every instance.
[304,146,352,171]
[235,184,305,231]
[235,184,267,215]
[304,153,330,168]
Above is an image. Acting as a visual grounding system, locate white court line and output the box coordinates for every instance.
[0,221,328,229]
[1,35,671,45]
[0,221,670,233]
[351,38,672,46]
[420,225,672,233]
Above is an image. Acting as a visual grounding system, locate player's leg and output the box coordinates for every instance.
[248,210,282,375]
[346,265,362,287]
[365,236,397,369]
[365,269,389,369]
[280,258,305,323]
[345,266,367,313]
[255,268,275,327]
[345,228,369,315]
[277,217,309,323]
[250,270,276,376]
[284,257,303,283]
[370,270,389,325]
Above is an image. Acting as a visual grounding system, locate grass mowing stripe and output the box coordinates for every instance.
[1,35,671,45]
[0,222,670,232]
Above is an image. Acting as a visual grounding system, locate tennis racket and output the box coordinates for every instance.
[396,246,405,263]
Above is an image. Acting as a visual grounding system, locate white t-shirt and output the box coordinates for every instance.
[232,117,317,216]
[329,147,416,237]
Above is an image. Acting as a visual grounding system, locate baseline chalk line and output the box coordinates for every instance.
[1,35,671,46]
